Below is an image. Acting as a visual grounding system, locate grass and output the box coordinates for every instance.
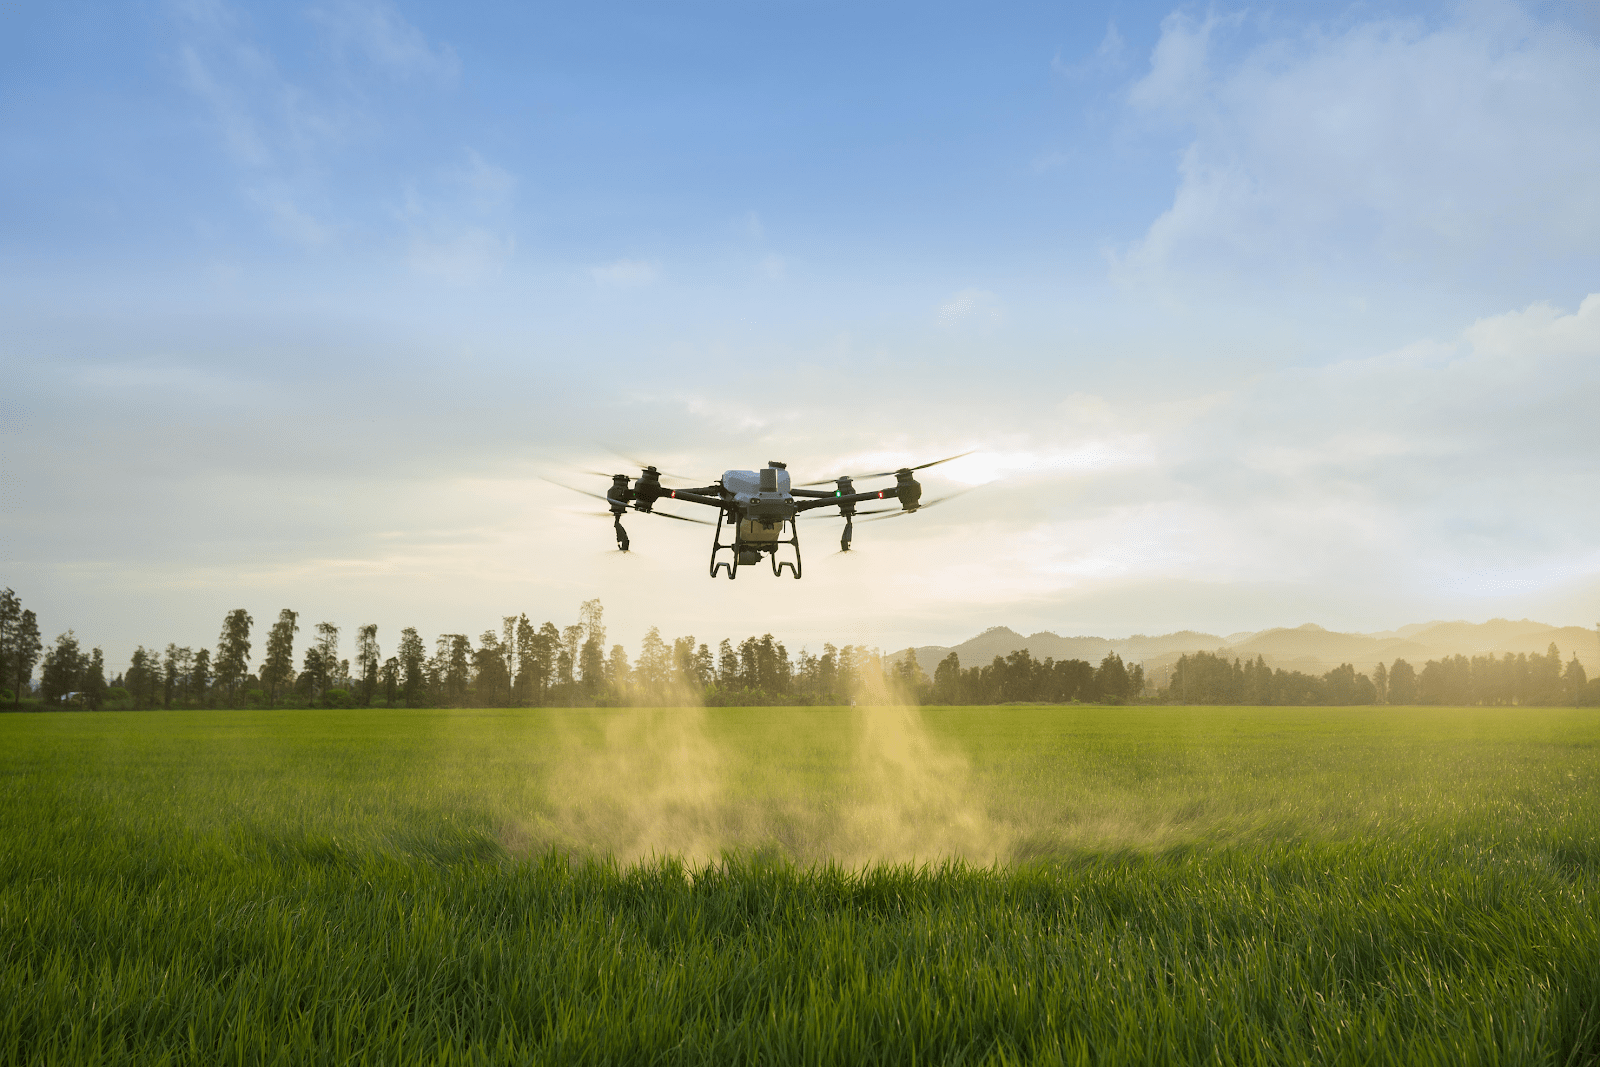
[2,704,1598,1064]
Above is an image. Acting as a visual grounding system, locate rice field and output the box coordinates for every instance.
[3,704,1598,1064]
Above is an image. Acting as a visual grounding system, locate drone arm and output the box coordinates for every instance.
[652,489,724,509]
[791,488,840,498]
[793,488,902,513]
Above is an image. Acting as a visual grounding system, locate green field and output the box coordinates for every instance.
[4,705,1599,1064]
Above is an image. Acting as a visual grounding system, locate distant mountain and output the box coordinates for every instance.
[903,626,1230,680]
[897,618,1599,679]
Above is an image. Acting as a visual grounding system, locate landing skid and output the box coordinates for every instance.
[710,516,802,579]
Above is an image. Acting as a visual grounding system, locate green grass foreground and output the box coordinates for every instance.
[3,705,1598,1065]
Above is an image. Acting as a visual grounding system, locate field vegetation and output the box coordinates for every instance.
[4,703,1599,1064]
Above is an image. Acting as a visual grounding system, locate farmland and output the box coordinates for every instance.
[3,704,1599,1064]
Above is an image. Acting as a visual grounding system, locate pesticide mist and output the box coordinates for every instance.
[516,687,1006,867]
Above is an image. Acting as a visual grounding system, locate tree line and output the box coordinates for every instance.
[4,586,1596,709]
[1,594,920,710]
[1153,648,1599,706]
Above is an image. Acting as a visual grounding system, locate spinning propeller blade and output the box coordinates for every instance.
[856,490,970,522]
[601,447,696,482]
[545,479,714,524]
[543,478,613,503]
[639,509,715,525]
[797,450,973,486]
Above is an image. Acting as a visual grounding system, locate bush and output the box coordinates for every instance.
[324,688,354,708]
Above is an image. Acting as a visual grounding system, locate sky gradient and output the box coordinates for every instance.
[4,0,1599,673]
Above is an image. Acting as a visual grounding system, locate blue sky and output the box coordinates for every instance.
[4,0,1599,672]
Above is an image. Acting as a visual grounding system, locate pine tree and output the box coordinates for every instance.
[127,646,153,709]
[636,627,671,703]
[10,609,41,707]
[1388,658,1417,705]
[534,621,560,703]
[355,624,380,706]
[1095,652,1130,703]
[313,623,340,701]
[214,609,254,706]
[261,609,299,706]
[512,616,537,704]
[190,648,212,707]
[40,631,83,705]
[84,648,107,710]
[579,636,605,698]
[398,627,425,706]
[0,589,19,701]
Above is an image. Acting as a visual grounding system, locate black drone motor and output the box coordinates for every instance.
[836,475,856,551]
[895,469,923,510]
[607,474,631,551]
[633,466,663,511]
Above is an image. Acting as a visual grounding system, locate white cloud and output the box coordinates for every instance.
[459,150,516,204]
[1116,2,1600,283]
[249,186,333,247]
[178,44,271,165]
[172,0,463,249]
[1053,22,1128,79]
[591,259,660,288]
[394,150,519,280]
[309,0,459,82]
[407,227,514,282]
[819,291,1600,627]
[1158,292,1600,589]
[935,288,1002,329]
[758,253,786,280]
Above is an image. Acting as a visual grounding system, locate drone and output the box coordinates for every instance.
[557,453,969,578]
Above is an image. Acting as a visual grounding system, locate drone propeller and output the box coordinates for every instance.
[798,505,897,520]
[634,508,714,525]
[797,450,973,486]
[574,508,713,525]
[856,490,970,522]
[545,479,615,504]
[601,447,696,482]
[545,479,715,524]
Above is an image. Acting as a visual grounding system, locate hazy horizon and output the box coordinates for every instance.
[6,0,1598,673]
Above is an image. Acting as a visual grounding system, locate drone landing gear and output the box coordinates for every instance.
[709,517,802,579]
[771,531,801,578]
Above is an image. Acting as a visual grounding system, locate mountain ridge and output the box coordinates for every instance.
[896,618,1599,679]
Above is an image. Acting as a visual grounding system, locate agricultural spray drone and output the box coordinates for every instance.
[557,453,969,579]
